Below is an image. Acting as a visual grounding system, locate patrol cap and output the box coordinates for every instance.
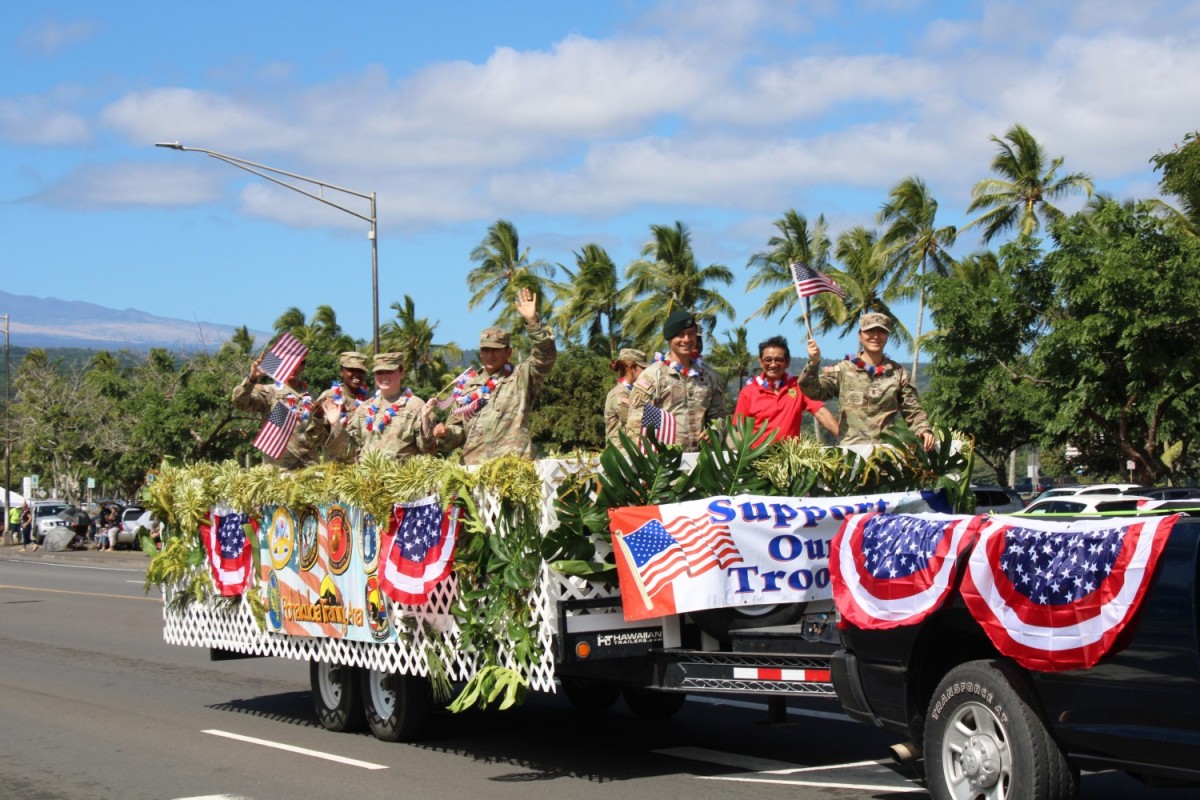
[859,312,892,332]
[663,309,697,340]
[479,326,511,348]
[371,352,404,372]
[338,351,369,371]
[618,348,649,367]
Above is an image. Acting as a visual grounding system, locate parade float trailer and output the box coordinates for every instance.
[152,425,971,741]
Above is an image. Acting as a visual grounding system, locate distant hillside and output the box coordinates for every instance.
[0,290,269,351]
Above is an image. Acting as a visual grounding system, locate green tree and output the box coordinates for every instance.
[1149,130,1200,235]
[745,210,835,324]
[878,176,957,380]
[528,346,611,453]
[622,221,734,350]
[272,305,357,390]
[815,226,911,348]
[551,243,624,357]
[379,295,462,395]
[467,219,555,331]
[965,123,1094,243]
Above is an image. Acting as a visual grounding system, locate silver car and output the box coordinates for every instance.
[32,501,70,544]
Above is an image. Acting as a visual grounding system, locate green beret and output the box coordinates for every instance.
[663,309,697,341]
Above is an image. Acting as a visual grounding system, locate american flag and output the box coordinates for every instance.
[379,496,459,606]
[253,401,299,459]
[619,520,691,598]
[791,261,845,299]
[259,332,308,383]
[640,404,677,446]
[201,511,255,595]
[960,514,1179,672]
[664,512,742,575]
[832,513,981,630]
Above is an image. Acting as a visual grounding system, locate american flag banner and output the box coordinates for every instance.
[610,491,944,621]
[960,513,1179,672]
[640,403,677,446]
[832,513,982,630]
[378,495,459,606]
[253,401,299,459]
[259,332,308,383]
[791,261,846,300]
[200,510,257,596]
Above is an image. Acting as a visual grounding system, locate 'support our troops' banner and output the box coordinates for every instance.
[609,490,948,621]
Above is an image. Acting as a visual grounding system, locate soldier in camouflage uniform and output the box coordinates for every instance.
[430,287,556,465]
[625,309,727,452]
[311,351,370,463]
[801,312,936,450]
[604,348,649,445]
[232,351,321,469]
[323,352,428,461]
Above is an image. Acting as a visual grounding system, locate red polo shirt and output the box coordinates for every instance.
[734,375,825,446]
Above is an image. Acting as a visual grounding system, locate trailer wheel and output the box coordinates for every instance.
[360,668,432,742]
[309,661,366,732]
[561,678,621,713]
[690,603,807,644]
[924,660,1077,800]
[622,687,687,719]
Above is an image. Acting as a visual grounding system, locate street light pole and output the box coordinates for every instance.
[155,142,381,352]
[2,314,10,542]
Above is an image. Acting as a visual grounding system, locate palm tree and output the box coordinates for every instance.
[965,123,1094,243]
[551,243,624,357]
[948,250,1000,288]
[467,219,555,329]
[878,176,957,379]
[706,327,754,389]
[224,326,256,357]
[621,221,734,350]
[379,295,462,390]
[816,226,911,349]
[745,210,836,324]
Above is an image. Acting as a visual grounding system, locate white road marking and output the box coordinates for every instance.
[657,746,921,793]
[654,746,799,772]
[203,729,388,770]
[174,796,256,799]
[2,558,143,573]
[764,758,888,774]
[698,775,926,792]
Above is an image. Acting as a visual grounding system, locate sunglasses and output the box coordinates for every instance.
[760,356,789,363]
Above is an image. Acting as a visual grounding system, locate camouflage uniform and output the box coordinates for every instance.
[313,351,371,463]
[440,321,557,465]
[326,391,428,461]
[798,355,931,445]
[624,359,728,451]
[604,383,635,445]
[231,379,321,469]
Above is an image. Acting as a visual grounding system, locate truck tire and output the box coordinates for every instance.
[309,660,365,732]
[360,668,432,742]
[690,603,806,644]
[924,660,1077,800]
[622,687,687,719]
[561,677,621,713]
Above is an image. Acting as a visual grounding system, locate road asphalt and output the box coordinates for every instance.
[1,537,153,567]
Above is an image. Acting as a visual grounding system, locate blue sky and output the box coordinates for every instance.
[3,0,1199,360]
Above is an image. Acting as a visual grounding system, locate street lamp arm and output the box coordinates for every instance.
[154,142,374,223]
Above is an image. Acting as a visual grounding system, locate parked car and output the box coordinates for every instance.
[32,500,70,544]
[971,485,1024,514]
[1019,493,1152,516]
[1139,486,1200,501]
[115,505,153,549]
[1013,475,1052,498]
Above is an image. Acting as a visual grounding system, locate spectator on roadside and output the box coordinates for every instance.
[735,335,838,446]
[604,348,650,446]
[7,503,19,543]
[18,503,35,552]
[96,504,121,552]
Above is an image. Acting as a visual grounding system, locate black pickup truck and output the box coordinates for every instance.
[832,513,1200,799]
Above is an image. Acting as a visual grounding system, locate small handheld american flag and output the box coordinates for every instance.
[640,404,677,446]
[253,401,299,459]
[260,332,308,383]
[791,261,845,300]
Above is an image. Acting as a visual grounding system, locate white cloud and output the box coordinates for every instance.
[18,18,101,56]
[30,163,225,209]
[0,95,89,145]
[100,88,301,152]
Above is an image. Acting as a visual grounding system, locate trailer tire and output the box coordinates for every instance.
[924,660,1077,800]
[691,602,807,643]
[561,678,621,713]
[309,661,366,732]
[622,687,687,719]
[361,668,432,742]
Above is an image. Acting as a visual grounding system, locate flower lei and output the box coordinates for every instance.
[752,372,790,391]
[330,380,369,426]
[451,364,512,415]
[365,389,414,433]
[845,355,894,379]
[654,352,702,379]
[281,386,314,421]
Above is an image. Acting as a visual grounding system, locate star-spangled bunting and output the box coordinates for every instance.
[378,495,460,606]
[253,401,299,459]
[200,511,256,596]
[640,403,677,446]
[791,261,846,300]
[259,332,308,383]
[959,513,1179,672]
[831,513,981,629]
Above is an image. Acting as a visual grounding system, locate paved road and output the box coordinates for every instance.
[1,543,1193,800]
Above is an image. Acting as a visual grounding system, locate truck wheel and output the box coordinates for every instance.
[622,687,687,719]
[924,660,1077,800]
[360,668,432,742]
[561,677,621,713]
[309,660,365,732]
[690,603,806,643]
